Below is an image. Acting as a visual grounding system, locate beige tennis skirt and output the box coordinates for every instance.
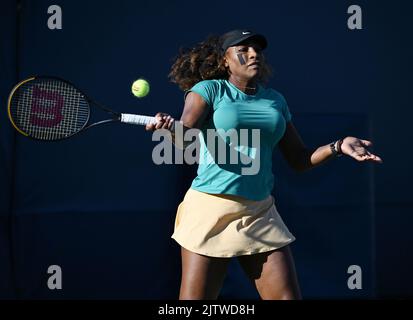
[171,188,296,257]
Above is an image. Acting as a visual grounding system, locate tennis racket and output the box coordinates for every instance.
[7,76,169,141]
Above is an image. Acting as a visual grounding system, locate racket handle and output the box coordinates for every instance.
[120,113,176,131]
[120,114,157,126]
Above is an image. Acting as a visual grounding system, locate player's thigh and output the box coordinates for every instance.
[179,247,231,300]
[237,245,301,300]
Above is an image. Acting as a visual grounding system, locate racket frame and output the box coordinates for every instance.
[7,76,124,141]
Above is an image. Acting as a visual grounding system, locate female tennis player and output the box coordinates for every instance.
[146,29,382,300]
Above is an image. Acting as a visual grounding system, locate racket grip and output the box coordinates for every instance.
[120,114,157,126]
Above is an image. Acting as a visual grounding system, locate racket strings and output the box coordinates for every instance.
[9,79,90,140]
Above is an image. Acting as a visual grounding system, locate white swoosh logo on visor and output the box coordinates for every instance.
[242,32,250,35]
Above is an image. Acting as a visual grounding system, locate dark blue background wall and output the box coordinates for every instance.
[1,0,412,299]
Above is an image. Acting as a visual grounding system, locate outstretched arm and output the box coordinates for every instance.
[278,122,383,172]
[145,92,210,149]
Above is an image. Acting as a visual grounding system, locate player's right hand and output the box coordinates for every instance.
[145,112,174,131]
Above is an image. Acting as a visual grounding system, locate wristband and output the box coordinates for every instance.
[330,139,343,157]
[336,139,344,157]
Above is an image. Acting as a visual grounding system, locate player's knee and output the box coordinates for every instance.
[179,287,219,300]
[259,287,301,300]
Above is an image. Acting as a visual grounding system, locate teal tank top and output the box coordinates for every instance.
[188,79,292,201]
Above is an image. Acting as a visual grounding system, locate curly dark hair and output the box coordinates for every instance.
[168,35,272,91]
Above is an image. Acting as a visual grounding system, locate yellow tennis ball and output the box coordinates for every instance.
[131,79,150,98]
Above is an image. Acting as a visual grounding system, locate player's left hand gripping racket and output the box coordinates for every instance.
[7,76,166,141]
